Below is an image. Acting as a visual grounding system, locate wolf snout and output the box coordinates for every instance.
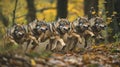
[40,27,48,32]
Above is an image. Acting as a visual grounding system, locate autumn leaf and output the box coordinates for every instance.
[31,59,36,66]
[92,11,96,15]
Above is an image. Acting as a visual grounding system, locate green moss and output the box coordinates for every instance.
[87,64,99,67]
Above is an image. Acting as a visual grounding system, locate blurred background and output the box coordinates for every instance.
[0,0,120,44]
[0,1,120,66]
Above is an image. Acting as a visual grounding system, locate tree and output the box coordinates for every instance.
[105,0,120,34]
[105,0,120,42]
[114,0,120,33]
[26,0,36,23]
[0,3,9,27]
[12,0,18,26]
[104,0,114,17]
[56,0,68,20]
[84,0,98,19]
[0,11,9,27]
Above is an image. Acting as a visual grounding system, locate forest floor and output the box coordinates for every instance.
[0,42,120,67]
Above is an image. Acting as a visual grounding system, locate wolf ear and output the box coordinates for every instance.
[77,16,81,21]
[84,15,88,20]
[34,19,39,22]
[65,16,68,19]
[57,18,61,22]
[95,17,99,21]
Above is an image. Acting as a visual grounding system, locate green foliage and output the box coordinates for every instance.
[113,33,120,41]
[26,52,41,58]
[39,50,52,58]
[111,48,120,53]
[113,33,120,46]
[0,44,19,54]
[87,64,99,67]
[26,50,52,58]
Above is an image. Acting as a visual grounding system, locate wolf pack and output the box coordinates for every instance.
[4,16,106,53]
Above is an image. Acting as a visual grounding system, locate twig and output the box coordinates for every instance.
[12,0,18,26]
[15,7,56,19]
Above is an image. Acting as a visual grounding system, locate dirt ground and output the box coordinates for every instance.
[0,39,120,67]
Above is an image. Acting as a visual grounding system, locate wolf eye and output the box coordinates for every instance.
[79,22,83,26]
[60,23,64,26]
[36,26,40,29]
[66,22,69,25]
[64,22,69,25]
[95,24,99,26]
[15,27,19,30]
[15,30,18,33]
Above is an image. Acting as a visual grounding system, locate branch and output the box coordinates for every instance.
[15,7,56,19]
[12,0,18,26]
[36,7,56,12]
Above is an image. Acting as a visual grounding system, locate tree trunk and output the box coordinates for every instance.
[106,0,120,42]
[114,0,120,33]
[106,0,120,34]
[56,0,68,20]
[0,12,9,27]
[26,0,36,23]
[12,0,18,26]
[84,0,98,19]
[104,0,114,17]
[0,4,9,27]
